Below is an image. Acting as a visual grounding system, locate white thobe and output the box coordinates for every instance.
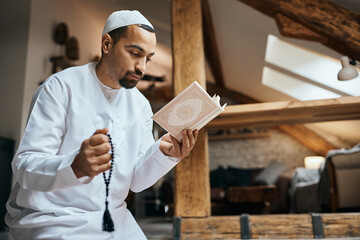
[5,62,179,240]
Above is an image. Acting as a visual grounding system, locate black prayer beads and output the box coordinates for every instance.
[102,133,115,232]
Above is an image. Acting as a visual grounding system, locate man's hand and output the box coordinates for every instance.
[71,128,112,178]
[159,129,199,159]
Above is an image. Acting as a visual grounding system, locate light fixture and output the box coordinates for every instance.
[337,56,359,81]
[304,156,325,169]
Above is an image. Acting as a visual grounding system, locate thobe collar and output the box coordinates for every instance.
[95,74,121,104]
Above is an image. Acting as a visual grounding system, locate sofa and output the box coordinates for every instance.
[210,161,293,215]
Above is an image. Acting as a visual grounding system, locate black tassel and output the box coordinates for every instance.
[102,201,114,232]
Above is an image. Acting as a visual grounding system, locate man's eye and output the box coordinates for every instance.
[131,51,139,56]
[146,57,152,62]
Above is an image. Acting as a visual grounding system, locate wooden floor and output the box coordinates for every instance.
[0,218,173,240]
[138,217,173,240]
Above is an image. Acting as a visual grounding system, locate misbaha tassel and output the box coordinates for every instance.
[102,201,114,232]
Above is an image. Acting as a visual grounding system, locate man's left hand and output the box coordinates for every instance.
[159,129,199,159]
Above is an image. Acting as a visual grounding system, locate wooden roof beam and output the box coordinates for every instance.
[274,13,327,43]
[202,0,226,87]
[238,0,360,60]
[208,96,360,128]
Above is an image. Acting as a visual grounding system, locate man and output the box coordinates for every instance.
[6,10,198,239]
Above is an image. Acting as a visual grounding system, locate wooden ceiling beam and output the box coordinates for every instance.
[202,0,226,87]
[274,13,327,43]
[277,124,335,156]
[238,0,360,60]
[208,96,360,129]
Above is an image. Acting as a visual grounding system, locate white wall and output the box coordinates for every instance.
[0,0,31,145]
[21,0,108,135]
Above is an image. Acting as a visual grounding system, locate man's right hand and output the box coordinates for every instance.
[71,128,112,178]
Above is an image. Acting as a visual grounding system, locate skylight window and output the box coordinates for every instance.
[263,34,360,100]
[262,67,341,101]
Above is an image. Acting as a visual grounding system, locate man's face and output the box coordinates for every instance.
[106,25,156,89]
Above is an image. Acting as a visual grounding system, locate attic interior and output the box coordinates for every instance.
[1,0,360,239]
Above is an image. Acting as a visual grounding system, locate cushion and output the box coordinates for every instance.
[254,161,288,185]
[331,151,360,169]
[227,166,252,186]
[210,166,237,189]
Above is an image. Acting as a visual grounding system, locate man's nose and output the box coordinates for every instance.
[135,58,147,74]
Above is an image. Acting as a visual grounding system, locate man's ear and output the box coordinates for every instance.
[101,34,113,54]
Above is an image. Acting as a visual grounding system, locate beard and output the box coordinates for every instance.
[119,70,143,89]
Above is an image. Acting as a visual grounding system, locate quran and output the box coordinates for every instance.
[152,81,227,141]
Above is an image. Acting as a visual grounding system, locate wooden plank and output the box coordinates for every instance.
[250,214,314,239]
[202,0,225,87]
[208,96,360,129]
[181,216,240,235]
[322,213,360,238]
[178,213,360,239]
[238,0,360,60]
[274,13,327,42]
[172,0,211,217]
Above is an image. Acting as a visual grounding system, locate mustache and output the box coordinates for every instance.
[127,70,143,79]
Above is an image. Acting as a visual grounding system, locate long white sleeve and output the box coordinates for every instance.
[13,77,82,192]
[130,103,180,192]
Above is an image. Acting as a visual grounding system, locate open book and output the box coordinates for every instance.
[152,81,227,141]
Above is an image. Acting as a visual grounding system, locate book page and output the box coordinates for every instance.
[152,81,226,141]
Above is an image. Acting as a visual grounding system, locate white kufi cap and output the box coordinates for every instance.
[102,10,154,36]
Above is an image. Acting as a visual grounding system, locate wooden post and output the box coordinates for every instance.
[172,0,211,217]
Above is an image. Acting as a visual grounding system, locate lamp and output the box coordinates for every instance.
[304,156,325,169]
[337,56,359,81]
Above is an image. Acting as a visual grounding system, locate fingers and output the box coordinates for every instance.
[92,143,111,157]
[181,129,199,157]
[87,157,112,177]
[96,153,112,166]
[72,128,113,178]
[169,134,181,155]
[89,130,109,146]
[159,130,199,158]
[182,129,198,148]
[93,128,109,135]
[96,161,112,174]
[194,129,199,140]
[182,130,190,149]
